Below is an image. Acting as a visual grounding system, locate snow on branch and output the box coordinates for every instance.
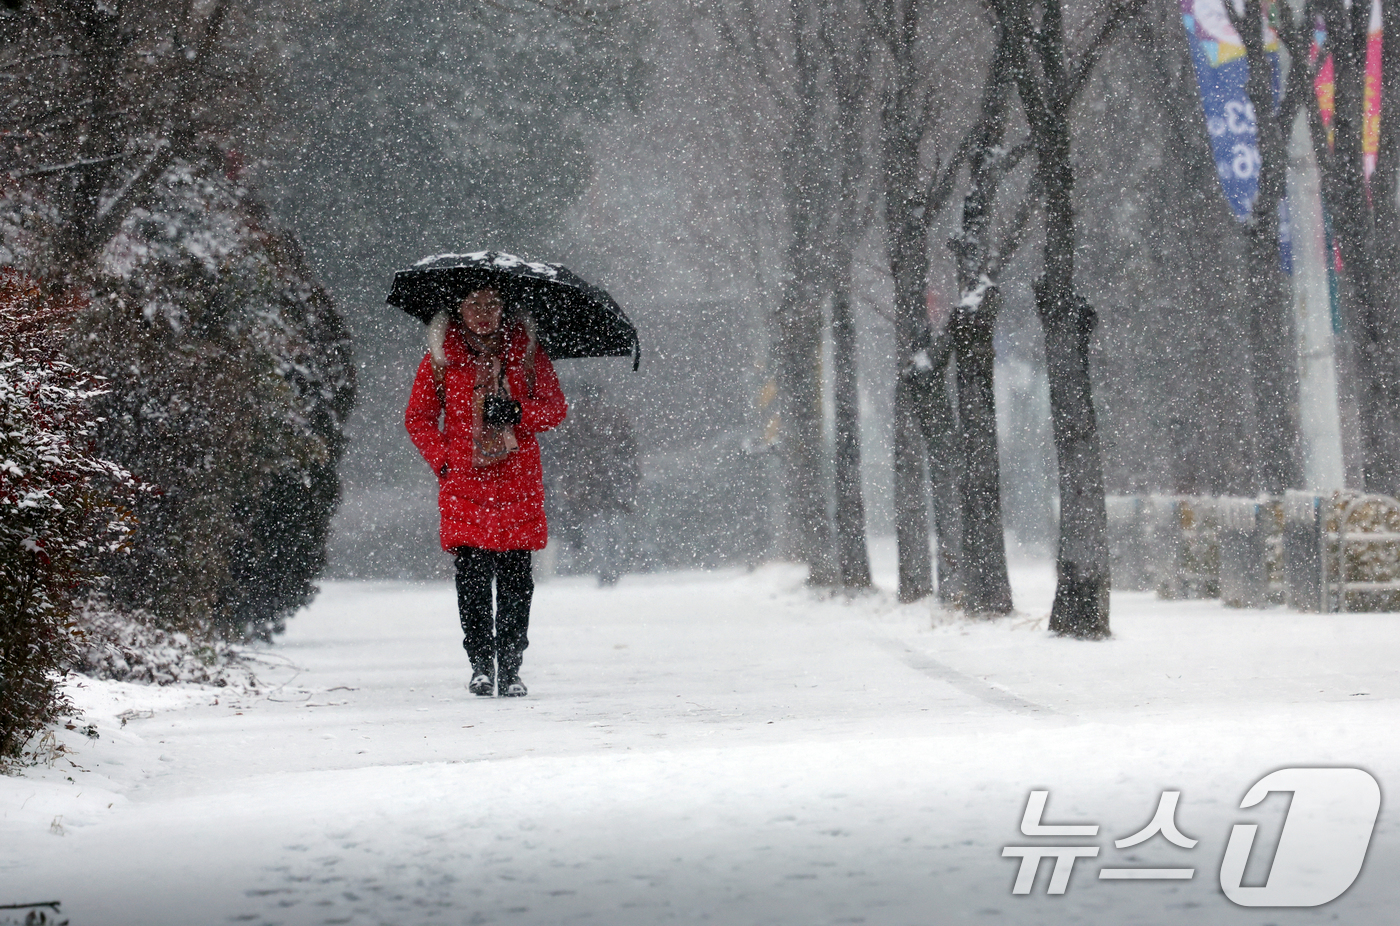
[7,155,126,181]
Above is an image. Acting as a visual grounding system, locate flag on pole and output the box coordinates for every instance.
[1364,0,1383,180]
[1181,0,1291,268]
[1313,0,1384,181]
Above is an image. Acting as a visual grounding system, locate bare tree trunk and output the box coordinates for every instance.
[1232,0,1303,494]
[875,0,947,602]
[1376,0,1400,270]
[831,281,872,588]
[53,2,124,271]
[1311,0,1400,496]
[1238,225,1300,493]
[1375,0,1400,361]
[946,27,1017,615]
[889,187,937,601]
[1037,284,1110,637]
[824,2,872,589]
[773,280,838,584]
[894,367,935,600]
[773,1,837,584]
[910,337,964,604]
[950,292,1013,613]
[1009,0,1111,637]
[50,0,232,273]
[884,113,935,598]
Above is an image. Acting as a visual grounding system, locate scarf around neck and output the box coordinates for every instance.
[459,326,518,467]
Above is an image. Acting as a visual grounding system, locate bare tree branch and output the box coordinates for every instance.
[173,0,195,60]
[1001,136,1034,173]
[863,0,898,50]
[919,130,979,235]
[709,0,790,110]
[860,286,899,326]
[476,0,627,35]
[1063,0,1149,107]
[988,175,1043,278]
[79,0,231,256]
[0,53,73,71]
[1273,0,1322,130]
[1005,11,1051,137]
[527,0,634,16]
[916,76,944,147]
[6,155,126,180]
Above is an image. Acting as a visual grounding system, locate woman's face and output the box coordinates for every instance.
[459,289,503,335]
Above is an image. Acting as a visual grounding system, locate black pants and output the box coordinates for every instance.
[454,546,532,678]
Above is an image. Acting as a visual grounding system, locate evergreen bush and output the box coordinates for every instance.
[70,164,355,642]
[0,273,136,764]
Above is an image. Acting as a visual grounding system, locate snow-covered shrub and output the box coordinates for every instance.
[66,597,252,688]
[2,2,353,656]
[70,163,355,642]
[0,272,136,764]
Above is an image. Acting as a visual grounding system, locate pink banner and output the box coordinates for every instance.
[1313,0,1383,182]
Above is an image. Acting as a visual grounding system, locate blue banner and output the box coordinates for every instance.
[1181,0,1291,271]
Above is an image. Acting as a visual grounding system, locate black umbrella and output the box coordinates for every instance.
[387,251,640,369]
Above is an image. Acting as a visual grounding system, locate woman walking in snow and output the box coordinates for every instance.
[405,286,567,697]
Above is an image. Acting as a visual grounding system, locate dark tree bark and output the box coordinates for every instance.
[1035,49,1110,636]
[1227,0,1305,494]
[909,335,964,605]
[773,277,839,585]
[869,0,968,601]
[1001,0,1142,638]
[822,2,874,589]
[894,367,935,599]
[756,0,839,585]
[831,282,873,588]
[945,26,1019,616]
[877,1,936,601]
[1376,0,1400,344]
[949,293,1013,613]
[1305,0,1400,496]
[1377,0,1400,269]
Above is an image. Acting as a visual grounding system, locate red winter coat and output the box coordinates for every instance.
[405,322,567,552]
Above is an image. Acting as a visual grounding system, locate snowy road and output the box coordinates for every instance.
[5,552,1400,926]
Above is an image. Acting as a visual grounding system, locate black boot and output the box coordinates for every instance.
[467,658,495,696]
[498,671,527,697]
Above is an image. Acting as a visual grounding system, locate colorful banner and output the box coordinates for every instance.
[1182,0,1290,269]
[1365,0,1383,178]
[1311,0,1383,182]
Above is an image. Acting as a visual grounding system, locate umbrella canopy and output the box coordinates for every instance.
[387,251,639,368]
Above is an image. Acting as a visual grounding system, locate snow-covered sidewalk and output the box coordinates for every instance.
[4,552,1400,925]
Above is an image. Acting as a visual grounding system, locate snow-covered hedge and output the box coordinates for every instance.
[66,598,252,688]
[71,162,355,642]
[0,272,137,763]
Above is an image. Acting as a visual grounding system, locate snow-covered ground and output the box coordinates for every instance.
[5,544,1400,926]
